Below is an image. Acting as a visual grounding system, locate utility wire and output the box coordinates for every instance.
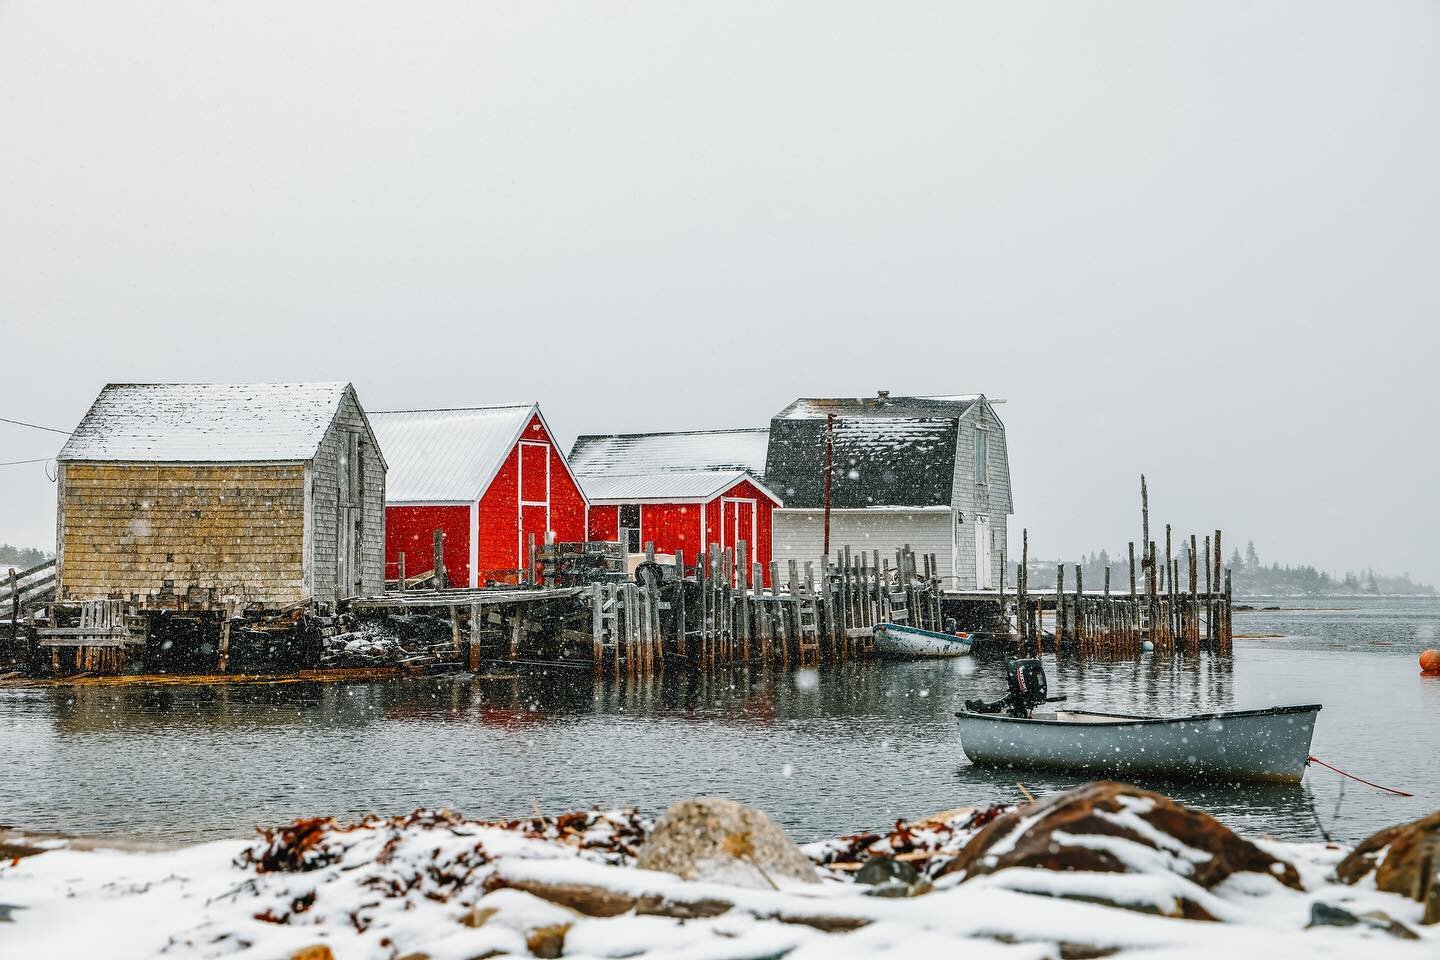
[0,457,54,467]
[0,415,70,436]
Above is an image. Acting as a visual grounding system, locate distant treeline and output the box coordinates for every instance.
[0,543,52,570]
[1022,541,1435,597]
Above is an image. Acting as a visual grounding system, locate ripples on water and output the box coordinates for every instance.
[2,597,1436,845]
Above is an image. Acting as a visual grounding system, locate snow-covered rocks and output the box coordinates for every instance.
[938,781,1301,918]
[635,796,819,888]
[1,789,1436,959]
[1336,809,1440,923]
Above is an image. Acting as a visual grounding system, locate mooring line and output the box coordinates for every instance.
[1307,755,1414,797]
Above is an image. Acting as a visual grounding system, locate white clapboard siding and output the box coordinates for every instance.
[772,510,956,583]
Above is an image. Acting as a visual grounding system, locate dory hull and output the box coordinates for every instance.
[956,704,1321,783]
[874,623,973,658]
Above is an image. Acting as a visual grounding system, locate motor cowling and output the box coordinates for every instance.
[964,657,1050,718]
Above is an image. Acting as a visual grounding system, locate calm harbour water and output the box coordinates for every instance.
[2,596,1436,845]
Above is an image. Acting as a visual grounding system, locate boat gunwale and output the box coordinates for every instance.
[874,622,972,645]
[952,703,1323,727]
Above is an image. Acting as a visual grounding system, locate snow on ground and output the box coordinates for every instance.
[0,807,1433,960]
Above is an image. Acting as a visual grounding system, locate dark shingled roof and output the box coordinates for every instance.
[765,396,978,509]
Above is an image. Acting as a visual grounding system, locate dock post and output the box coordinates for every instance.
[590,581,601,673]
[217,608,231,674]
[1223,568,1233,652]
[397,552,406,592]
[1019,529,1030,654]
[471,602,483,671]
[451,605,463,658]
[623,582,639,676]
[433,530,446,590]
[758,562,770,661]
[675,549,687,658]
[1203,535,1213,648]
[1212,530,1223,651]
[1055,565,1065,652]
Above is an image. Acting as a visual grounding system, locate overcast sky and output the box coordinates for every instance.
[2,2,1437,582]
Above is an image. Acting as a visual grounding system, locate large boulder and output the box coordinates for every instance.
[938,782,1301,918]
[1335,809,1440,924]
[636,797,818,888]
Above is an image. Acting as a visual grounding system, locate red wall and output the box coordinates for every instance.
[386,413,589,587]
[588,504,619,541]
[385,505,470,586]
[640,502,704,564]
[584,477,775,585]
[476,414,587,585]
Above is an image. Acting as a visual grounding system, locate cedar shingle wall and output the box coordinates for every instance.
[311,391,386,600]
[58,462,306,605]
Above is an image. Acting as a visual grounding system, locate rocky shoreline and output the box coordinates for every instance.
[1,783,1436,958]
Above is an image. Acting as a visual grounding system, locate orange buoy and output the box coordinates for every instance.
[1421,649,1440,675]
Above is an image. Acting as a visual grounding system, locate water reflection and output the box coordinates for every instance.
[4,603,1437,846]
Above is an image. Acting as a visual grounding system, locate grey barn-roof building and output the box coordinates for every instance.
[764,393,1012,590]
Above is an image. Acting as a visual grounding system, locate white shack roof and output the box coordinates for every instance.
[582,469,780,505]
[58,382,353,463]
[370,404,540,503]
[569,428,769,479]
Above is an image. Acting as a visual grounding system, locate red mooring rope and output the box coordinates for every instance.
[1307,755,1414,797]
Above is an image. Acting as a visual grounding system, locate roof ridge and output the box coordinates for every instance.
[371,403,535,414]
[573,426,768,440]
[101,381,349,389]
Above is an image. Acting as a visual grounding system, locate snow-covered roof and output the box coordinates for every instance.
[581,469,780,505]
[569,428,769,479]
[58,382,353,462]
[764,394,999,509]
[774,395,980,421]
[370,405,541,502]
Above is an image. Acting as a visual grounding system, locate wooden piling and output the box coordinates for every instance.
[433,530,446,590]
[1055,565,1065,652]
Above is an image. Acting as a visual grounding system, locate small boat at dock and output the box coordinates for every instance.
[956,658,1321,783]
[873,622,973,658]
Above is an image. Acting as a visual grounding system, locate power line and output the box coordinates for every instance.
[0,457,54,467]
[0,415,70,436]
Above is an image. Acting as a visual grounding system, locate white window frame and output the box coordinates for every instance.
[516,440,551,565]
[720,496,759,584]
[974,425,989,485]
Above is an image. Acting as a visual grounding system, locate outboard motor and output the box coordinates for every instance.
[964,658,1056,718]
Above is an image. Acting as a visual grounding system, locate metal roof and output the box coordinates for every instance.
[58,382,353,463]
[569,428,769,479]
[370,405,538,502]
[581,469,781,505]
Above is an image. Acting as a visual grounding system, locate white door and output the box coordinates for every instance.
[974,515,992,589]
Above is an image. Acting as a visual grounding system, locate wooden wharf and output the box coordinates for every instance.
[351,541,948,675]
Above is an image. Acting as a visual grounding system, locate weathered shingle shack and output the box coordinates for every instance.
[56,382,387,610]
[765,393,1012,590]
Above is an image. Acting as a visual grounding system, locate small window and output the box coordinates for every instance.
[340,431,362,506]
[618,505,641,553]
[974,428,988,483]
